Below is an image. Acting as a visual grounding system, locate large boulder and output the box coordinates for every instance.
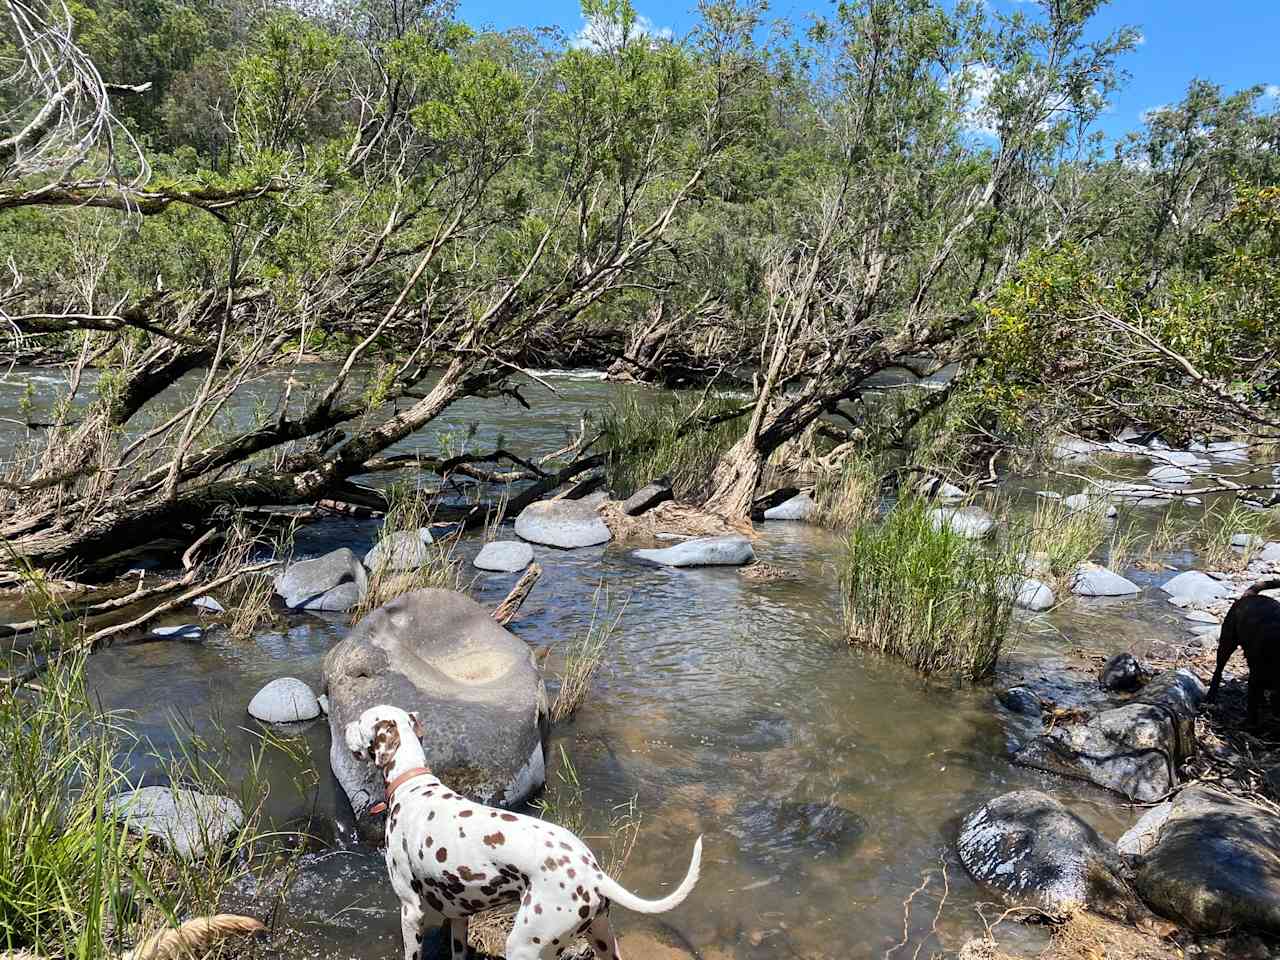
[1161,570,1232,604]
[633,535,755,567]
[1071,563,1140,597]
[275,548,368,612]
[763,492,816,521]
[473,540,534,573]
[1014,669,1204,802]
[363,529,434,572]
[108,786,243,861]
[957,790,1139,920]
[622,479,673,517]
[1134,785,1280,935]
[322,589,548,839]
[514,499,611,549]
[248,677,321,723]
[929,506,995,540]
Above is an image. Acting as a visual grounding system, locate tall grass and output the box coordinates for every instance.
[600,392,746,501]
[1024,497,1110,594]
[1199,499,1272,573]
[550,585,624,723]
[812,454,882,530]
[839,497,1020,680]
[353,484,465,619]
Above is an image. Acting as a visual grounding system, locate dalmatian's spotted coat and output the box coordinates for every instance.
[346,705,702,960]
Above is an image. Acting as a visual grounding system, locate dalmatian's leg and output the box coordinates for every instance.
[447,916,469,959]
[585,911,621,960]
[400,898,444,960]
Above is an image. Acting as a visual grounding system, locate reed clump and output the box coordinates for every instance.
[839,496,1019,680]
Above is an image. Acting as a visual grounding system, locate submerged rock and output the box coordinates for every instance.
[957,790,1138,920]
[322,589,548,839]
[1014,669,1204,802]
[1063,493,1118,518]
[622,479,673,516]
[1099,652,1143,692]
[997,686,1043,718]
[763,492,816,521]
[1161,570,1232,603]
[473,540,534,572]
[108,786,243,861]
[275,548,368,612]
[929,505,995,540]
[514,499,611,549]
[1071,563,1140,597]
[1135,785,1280,935]
[363,529,433,572]
[248,677,321,723]
[1147,464,1193,485]
[633,534,755,567]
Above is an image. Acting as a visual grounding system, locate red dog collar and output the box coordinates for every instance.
[368,766,432,816]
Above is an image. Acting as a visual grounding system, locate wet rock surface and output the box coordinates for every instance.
[275,548,368,612]
[956,790,1139,920]
[514,499,612,548]
[472,540,534,572]
[633,534,755,567]
[108,786,243,861]
[1014,670,1204,802]
[1134,785,1280,935]
[322,589,548,839]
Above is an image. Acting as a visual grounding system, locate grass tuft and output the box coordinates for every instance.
[839,497,1020,680]
[353,485,465,619]
[812,454,882,530]
[550,585,624,724]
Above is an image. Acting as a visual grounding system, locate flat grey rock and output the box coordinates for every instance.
[1161,570,1232,603]
[1014,670,1204,802]
[1036,490,1063,501]
[1262,542,1280,564]
[957,790,1138,920]
[1071,563,1139,597]
[1185,609,1219,624]
[622,480,673,516]
[1207,441,1250,463]
[363,529,433,572]
[1231,532,1264,548]
[633,535,755,567]
[275,548,368,612]
[1135,785,1280,935]
[763,492,816,521]
[248,677,321,723]
[323,589,547,841]
[473,540,535,572]
[108,786,243,861]
[192,595,225,613]
[514,499,611,549]
[1147,464,1192,485]
[929,506,995,540]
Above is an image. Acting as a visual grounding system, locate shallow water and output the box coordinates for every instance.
[1,368,1272,959]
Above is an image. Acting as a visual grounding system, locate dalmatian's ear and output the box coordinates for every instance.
[407,710,425,739]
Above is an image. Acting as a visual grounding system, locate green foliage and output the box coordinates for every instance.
[839,497,1019,680]
[600,392,748,501]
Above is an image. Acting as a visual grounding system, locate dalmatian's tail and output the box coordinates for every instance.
[595,836,702,914]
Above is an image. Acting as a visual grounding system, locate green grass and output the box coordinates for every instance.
[600,392,747,502]
[838,496,1020,680]
[1198,499,1273,573]
[812,453,883,530]
[1024,496,1111,595]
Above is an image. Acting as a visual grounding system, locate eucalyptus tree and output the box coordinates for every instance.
[697,0,1139,518]
[0,0,751,573]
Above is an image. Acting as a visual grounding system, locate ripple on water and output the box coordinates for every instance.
[728,797,868,868]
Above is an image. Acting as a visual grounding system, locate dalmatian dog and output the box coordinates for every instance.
[345,704,702,960]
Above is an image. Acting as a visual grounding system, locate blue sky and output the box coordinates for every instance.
[456,0,1280,140]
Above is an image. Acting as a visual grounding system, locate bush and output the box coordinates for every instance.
[838,497,1019,680]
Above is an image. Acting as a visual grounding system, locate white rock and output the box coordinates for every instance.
[515,500,612,549]
[1063,493,1117,518]
[917,478,967,504]
[474,540,535,572]
[150,624,203,640]
[1149,450,1208,468]
[1036,491,1063,501]
[633,535,755,567]
[363,528,434,572]
[1161,571,1232,603]
[1261,542,1280,564]
[1207,440,1249,463]
[1167,596,1191,609]
[1072,563,1140,597]
[929,506,995,540]
[1052,438,1099,462]
[1147,465,1192,485]
[1230,533,1264,548]
[1012,577,1056,612]
[108,787,243,861]
[763,492,816,521]
[193,595,225,613]
[248,677,321,723]
[1185,609,1219,625]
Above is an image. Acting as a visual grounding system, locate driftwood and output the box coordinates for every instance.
[492,562,542,626]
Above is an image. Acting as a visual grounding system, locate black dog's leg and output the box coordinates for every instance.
[1206,620,1237,703]
[1247,673,1264,729]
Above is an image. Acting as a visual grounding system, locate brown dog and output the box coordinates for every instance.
[1206,578,1280,728]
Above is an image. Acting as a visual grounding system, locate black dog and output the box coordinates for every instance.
[1206,578,1280,728]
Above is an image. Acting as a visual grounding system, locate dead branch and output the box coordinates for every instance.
[492,562,542,626]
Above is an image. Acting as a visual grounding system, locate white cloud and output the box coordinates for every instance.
[571,12,673,52]
[948,63,1000,138]
[1140,103,1170,124]
[1133,31,1146,45]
